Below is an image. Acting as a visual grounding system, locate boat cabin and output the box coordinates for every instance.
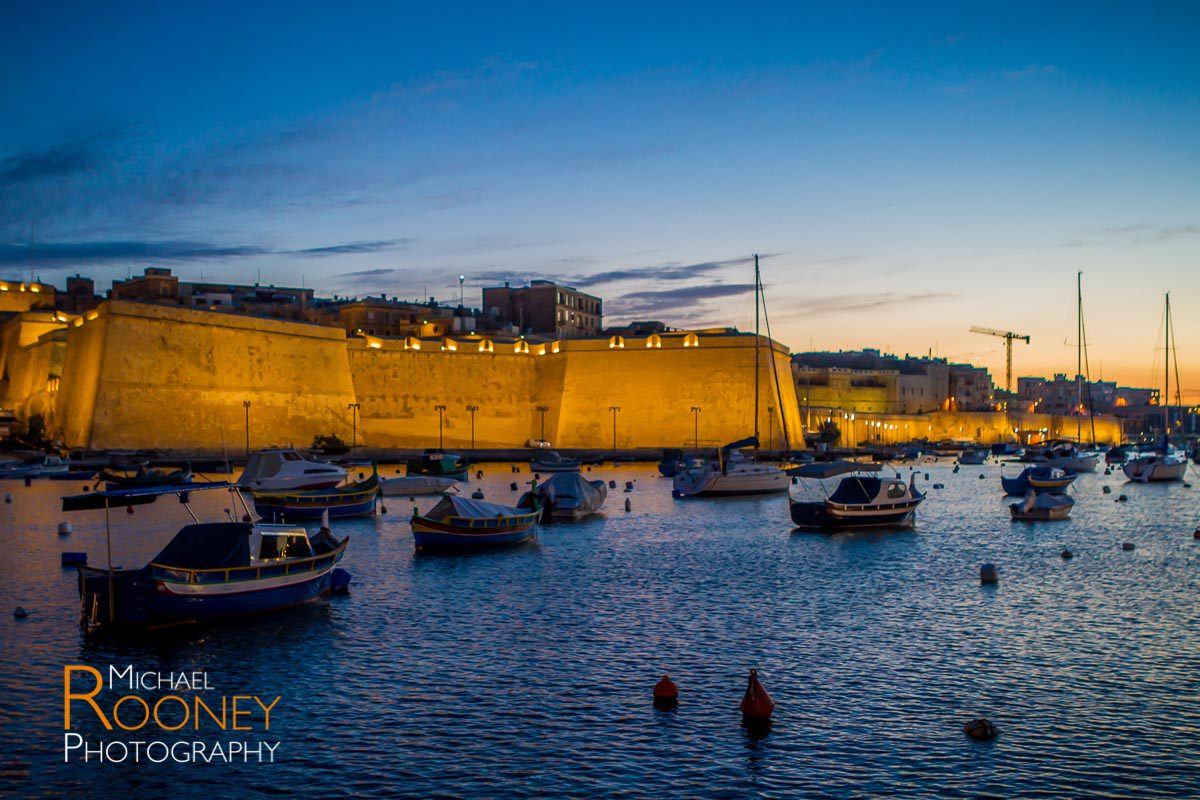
[827,477,914,507]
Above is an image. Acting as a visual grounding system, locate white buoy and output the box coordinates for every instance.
[57,522,72,536]
[980,564,999,584]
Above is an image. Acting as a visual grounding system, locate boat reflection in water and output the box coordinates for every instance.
[789,460,924,530]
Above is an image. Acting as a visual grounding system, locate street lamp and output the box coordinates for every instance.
[609,406,621,452]
[458,274,465,308]
[535,404,549,443]
[347,402,361,453]
[690,406,702,449]
[434,404,447,449]
[466,404,479,449]
[242,400,251,457]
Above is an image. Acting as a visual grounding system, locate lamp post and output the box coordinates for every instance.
[458,274,465,308]
[347,402,360,453]
[466,404,479,450]
[242,400,251,457]
[690,406,701,449]
[535,404,549,444]
[609,406,621,453]
[434,404,446,449]
[849,413,856,447]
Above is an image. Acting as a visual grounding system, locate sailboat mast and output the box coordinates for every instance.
[753,253,760,446]
[1076,271,1082,443]
[1164,292,1171,441]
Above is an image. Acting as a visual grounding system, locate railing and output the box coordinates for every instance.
[148,541,346,584]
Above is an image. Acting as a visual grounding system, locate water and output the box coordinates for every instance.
[2,462,1199,798]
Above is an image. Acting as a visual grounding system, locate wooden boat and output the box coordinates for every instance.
[100,463,192,490]
[405,449,469,481]
[1010,490,1074,521]
[521,472,607,521]
[64,484,350,632]
[789,461,924,530]
[379,474,459,496]
[238,449,346,491]
[1001,466,1076,496]
[251,472,379,522]
[530,450,581,473]
[957,448,989,465]
[411,495,539,551]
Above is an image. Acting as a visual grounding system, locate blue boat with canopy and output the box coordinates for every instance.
[789,460,924,530]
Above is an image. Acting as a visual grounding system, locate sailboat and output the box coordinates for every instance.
[672,255,789,497]
[1065,272,1100,472]
[1123,293,1188,483]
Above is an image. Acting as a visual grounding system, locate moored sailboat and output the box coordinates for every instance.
[1123,292,1188,483]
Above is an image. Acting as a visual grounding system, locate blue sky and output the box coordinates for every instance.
[2,1,1198,395]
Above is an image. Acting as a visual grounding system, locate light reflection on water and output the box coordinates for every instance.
[1,461,1199,798]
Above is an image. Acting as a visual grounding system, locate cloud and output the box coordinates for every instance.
[0,238,411,268]
[1003,64,1057,80]
[782,292,955,317]
[573,255,773,288]
[0,140,98,186]
[607,282,756,316]
[1098,223,1200,243]
[335,267,401,278]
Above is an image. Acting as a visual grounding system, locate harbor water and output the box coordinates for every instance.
[2,461,1199,798]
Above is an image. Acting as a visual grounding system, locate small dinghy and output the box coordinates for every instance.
[957,448,989,465]
[789,461,924,530]
[251,471,380,522]
[521,472,607,521]
[100,463,192,490]
[410,495,539,551]
[1010,490,1074,521]
[405,449,469,481]
[530,450,581,473]
[379,474,460,496]
[1001,466,1076,496]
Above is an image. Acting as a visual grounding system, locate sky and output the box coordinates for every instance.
[2,1,1198,398]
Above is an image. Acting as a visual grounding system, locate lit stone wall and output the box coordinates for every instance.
[55,301,357,451]
[808,408,1124,447]
[2,332,65,428]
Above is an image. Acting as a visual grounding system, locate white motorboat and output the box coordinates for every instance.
[379,474,460,496]
[1024,440,1099,473]
[957,448,988,465]
[1009,490,1074,521]
[238,449,347,492]
[530,450,582,473]
[673,438,788,497]
[1122,451,1188,483]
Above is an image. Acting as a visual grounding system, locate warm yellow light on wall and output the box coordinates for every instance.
[683,333,700,348]
[478,339,494,353]
[442,338,458,352]
[609,335,625,349]
[86,310,99,321]
[514,340,530,354]
[551,341,560,354]
[646,334,662,348]
[404,336,421,351]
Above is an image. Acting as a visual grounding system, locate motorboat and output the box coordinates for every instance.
[1122,449,1188,483]
[405,449,469,481]
[1001,466,1076,496]
[379,474,460,496]
[521,472,607,521]
[64,484,349,632]
[789,461,924,530]
[251,471,380,522]
[657,448,684,477]
[957,448,989,465]
[1105,445,1136,465]
[530,450,581,473]
[0,455,69,478]
[672,437,788,497]
[1009,490,1074,521]
[238,449,347,491]
[100,463,192,490]
[1022,440,1099,473]
[410,495,539,551]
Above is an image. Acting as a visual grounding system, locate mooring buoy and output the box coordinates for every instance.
[471,490,484,499]
[509,482,518,491]
[624,497,631,512]
[3,493,11,504]
[1117,494,1128,502]
[1061,549,1073,559]
[1122,542,1134,551]
[980,563,999,584]
[964,718,997,740]
[57,522,72,536]
[13,606,28,619]
[608,480,617,489]
[740,669,774,722]
[1102,486,1112,494]
[653,675,679,709]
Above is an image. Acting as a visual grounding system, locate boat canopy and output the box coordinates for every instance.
[153,522,252,569]
[790,460,882,480]
[62,482,231,512]
[721,437,759,452]
[534,472,606,509]
[829,477,885,505]
[426,494,524,519]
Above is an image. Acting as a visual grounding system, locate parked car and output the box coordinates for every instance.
[526,439,552,449]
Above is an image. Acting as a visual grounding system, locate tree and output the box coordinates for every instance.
[818,420,841,444]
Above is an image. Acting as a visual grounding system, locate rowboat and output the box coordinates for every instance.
[1001,466,1076,496]
[789,461,924,530]
[530,450,581,473]
[522,472,607,521]
[379,474,460,496]
[251,472,380,522]
[406,449,469,481]
[411,495,539,551]
[100,464,192,490]
[1009,490,1074,521]
[64,484,350,633]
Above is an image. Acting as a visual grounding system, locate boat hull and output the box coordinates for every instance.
[252,496,377,521]
[411,518,536,550]
[1122,458,1187,483]
[1010,506,1072,521]
[790,500,918,530]
[380,476,459,496]
[673,469,789,497]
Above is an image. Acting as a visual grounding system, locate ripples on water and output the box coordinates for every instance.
[1,462,1199,798]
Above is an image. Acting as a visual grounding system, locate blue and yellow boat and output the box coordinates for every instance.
[411,495,539,551]
[251,472,380,521]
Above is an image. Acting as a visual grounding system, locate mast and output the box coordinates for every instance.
[1164,292,1171,444]
[753,253,760,447]
[1076,271,1082,444]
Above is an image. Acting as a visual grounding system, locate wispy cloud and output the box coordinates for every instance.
[469,254,776,291]
[0,238,409,268]
[1065,223,1200,248]
[782,292,955,317]
[607,282,756,317]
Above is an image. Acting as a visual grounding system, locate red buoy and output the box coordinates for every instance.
[740,669,774,721]
[653,675,679,707]
[126,505,134,514]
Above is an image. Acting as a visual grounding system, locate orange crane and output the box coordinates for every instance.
[969,326,1030,393]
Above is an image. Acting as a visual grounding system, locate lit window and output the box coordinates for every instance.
[609,335,625,349]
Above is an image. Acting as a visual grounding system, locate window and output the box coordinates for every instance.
[259,534,313,561]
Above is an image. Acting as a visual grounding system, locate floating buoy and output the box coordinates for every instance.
[1122,542,1135,551]
[1104,468,1112,475]
[57,522,72,536]
[125,505,134,514]
[624,497,631,512]
[1117,494,1128,502]
[625,481,634,491]
[3,493,11,504]
[1102,486,1112,494]
[964,718,998,741]
[476,470,484,479]
[791,476,799,484]
[1061,549,1073,559]
[608,480,617,489]
[924,473,930,480]
[932,483,945,490]
[1184,483,1192,489]
[509,482,518,491]
[24,475,32,487]
[471,489,485,499]
[61,552,87,566]
[980,563,999,584]
[13,606,28,618]
[330,568,352,595]
[653,675,678,709]
[1192,529,1199,540]
[953,465,960,474]
[978,474,985,479]
[740,669,774,722]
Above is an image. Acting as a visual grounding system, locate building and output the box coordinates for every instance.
[948,363,994,412]
[55,276,101,314]
[335,296,458,338]
[1018,374,1121,415]
[482,280,602,339]
[0,279,56,313]
[790,349,991,414]
[109,267,315,318]
[109,267,179,302]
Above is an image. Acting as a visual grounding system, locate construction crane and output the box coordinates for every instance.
[969,326,1030,393]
